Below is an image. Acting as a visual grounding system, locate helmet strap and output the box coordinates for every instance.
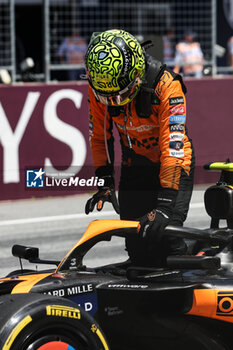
[141,40,154,51]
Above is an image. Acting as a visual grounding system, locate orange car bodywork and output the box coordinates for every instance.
[187,288,233,324]
[1,219,233,326]
[0,220,138,295]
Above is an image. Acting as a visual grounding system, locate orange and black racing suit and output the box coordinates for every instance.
[88,56,195,265]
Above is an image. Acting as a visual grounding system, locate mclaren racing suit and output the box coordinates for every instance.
[88,57,195,265]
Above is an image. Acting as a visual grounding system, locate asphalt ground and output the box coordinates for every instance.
[0,185,211,277]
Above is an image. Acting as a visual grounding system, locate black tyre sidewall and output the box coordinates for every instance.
[0,293,109,350]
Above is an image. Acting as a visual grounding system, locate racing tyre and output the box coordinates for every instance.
[0,293,109,350]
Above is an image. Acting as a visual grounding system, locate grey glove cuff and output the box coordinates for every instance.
[97,175,115,190]
[157,188,178,217]
[95,165,114,179]
[95,166,115,190]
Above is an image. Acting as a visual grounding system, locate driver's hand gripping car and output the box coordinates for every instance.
[85,29,195,267]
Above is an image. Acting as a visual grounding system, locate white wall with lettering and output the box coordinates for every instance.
[0,89,87,184]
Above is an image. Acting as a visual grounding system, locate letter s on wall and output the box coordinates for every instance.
[43,89,87,178]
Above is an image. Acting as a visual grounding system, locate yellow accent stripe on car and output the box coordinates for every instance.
[3,315,32,350]
[11,273,53,293]
[209,162,233,172]
[96,328,109,350]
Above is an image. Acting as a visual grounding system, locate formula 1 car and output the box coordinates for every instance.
[0,161,233,350]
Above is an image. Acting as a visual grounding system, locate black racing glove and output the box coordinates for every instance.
[85,175,120,215]
[138,209,169,242]
[137,188,178,242]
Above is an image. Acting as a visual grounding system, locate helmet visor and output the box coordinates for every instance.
[92,78,141,106]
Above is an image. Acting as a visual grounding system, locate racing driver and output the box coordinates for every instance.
[85,29,195,267]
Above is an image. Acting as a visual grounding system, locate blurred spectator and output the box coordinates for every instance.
[228,36,233,67]
[58,28,87,81]
[173,30,204,78]
[163,28,175,66]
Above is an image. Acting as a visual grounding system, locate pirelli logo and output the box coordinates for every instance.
[46,305,81,319]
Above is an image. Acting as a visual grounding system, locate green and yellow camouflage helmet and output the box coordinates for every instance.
[85,29,146,106]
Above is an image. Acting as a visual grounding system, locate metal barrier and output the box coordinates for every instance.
[45,0,216,81]
[0,0,223,82]
[0,0,15,82]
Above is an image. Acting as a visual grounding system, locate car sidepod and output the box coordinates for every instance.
[96,280,232,350]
